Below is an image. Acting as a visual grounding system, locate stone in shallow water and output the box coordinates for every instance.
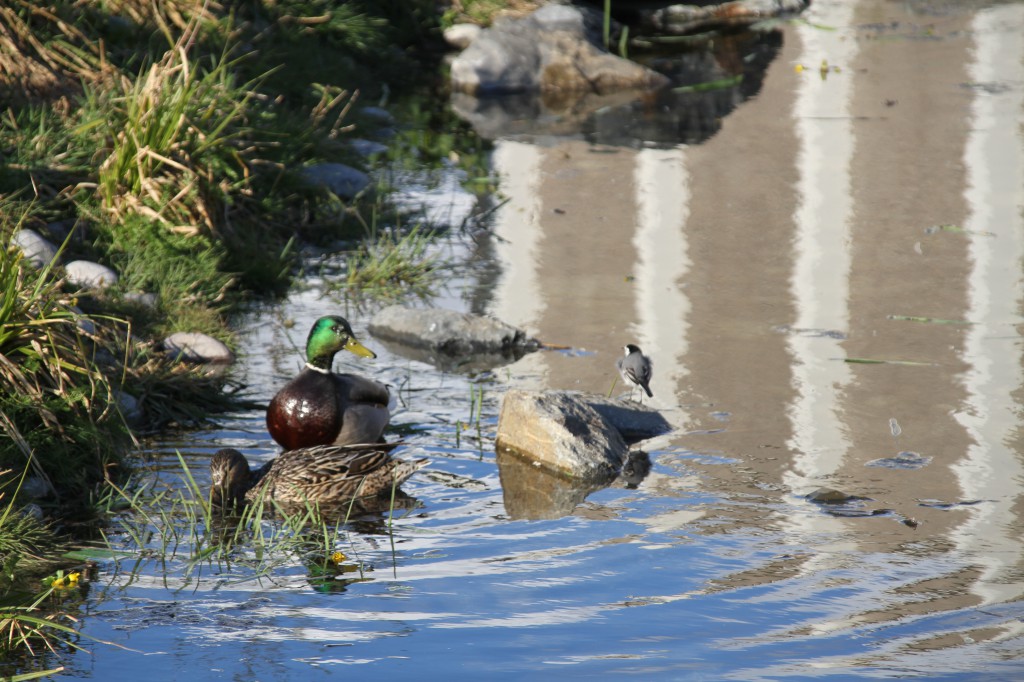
[865,451,932,470]
[805,488,865,504]
[369,305,539,356]
[496,389,628,481]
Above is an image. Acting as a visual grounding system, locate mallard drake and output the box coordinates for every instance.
[210,443,428,508]
[267,315,391,450]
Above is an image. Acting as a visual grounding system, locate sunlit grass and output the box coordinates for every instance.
[338,223,443,299]
[0,204,130,498]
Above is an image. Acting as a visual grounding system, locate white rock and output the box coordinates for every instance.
[65,260,118,290]
[444,23,482,50]
[13,229,59,268]
[123,291,158,309]
[164,332,234,363]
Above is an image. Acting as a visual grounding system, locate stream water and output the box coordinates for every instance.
[41,0,1024,679]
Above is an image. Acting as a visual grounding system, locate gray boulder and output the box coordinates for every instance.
[163,332,234,364]
[369,305,539,360]
[496,389,629,481]
[450,4,668,95]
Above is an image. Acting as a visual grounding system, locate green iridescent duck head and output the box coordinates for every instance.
[305,315,376,370]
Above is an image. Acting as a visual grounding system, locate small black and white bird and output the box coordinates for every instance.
[617,344,653,401]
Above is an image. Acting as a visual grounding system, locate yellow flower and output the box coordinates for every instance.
[67,572,81,584]
[331,551,346,565]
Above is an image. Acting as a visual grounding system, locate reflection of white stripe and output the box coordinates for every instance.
[489,140,545,330]
[632,147,690,413]
[785,0,857,489]
[953,4,1024,605]
[488,141,548,387]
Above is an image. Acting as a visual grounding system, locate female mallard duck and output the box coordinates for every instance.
[267,315,391,450]
[210,443,428,508]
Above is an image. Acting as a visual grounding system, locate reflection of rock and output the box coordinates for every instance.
[497,444,604,519]
[635,0,810,35]
[496,389,669,481]
[497,445,653,519]
[368,305,540,371]
[451,27,783,147]
[619,449,652,489]
[450,4,668,95]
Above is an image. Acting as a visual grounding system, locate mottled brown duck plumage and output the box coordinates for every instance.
[210,443,428,508]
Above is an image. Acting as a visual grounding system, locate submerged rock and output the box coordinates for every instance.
[163,332,234,364]
[496,389,630,481]
[368,305,540,366]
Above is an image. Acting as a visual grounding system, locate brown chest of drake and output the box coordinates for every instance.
[265,315,391,450]
[267,369,390,449]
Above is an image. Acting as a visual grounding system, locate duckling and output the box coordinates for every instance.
[267,316,390,450]
[210,443,428,508]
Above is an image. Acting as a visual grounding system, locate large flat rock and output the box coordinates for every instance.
[496,389,629,481]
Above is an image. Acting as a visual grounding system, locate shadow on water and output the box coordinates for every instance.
[44,1,1024,679]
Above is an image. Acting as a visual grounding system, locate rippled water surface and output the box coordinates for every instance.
[54,1,1024,679]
